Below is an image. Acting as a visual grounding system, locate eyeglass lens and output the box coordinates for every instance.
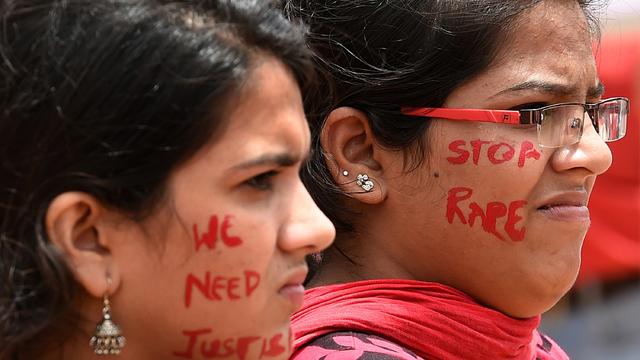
[594,98,628,142]
[537,98,628,148]
[538,105,585,147]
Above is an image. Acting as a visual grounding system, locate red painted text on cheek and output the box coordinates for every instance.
[186,214,262,307]
[447,139,540,167]
[172,329,287,359]
[193,215,242,252]
[446,187,526,242]
[184,270,260,307]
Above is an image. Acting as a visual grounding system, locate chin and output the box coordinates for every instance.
[498,291,570,319]
[516,263,581,318]
[494,254,582,319]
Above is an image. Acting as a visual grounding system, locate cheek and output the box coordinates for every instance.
[442,136,542,172]
[164,212,290,359]
[432,133,547,243]
[183,212,277,308]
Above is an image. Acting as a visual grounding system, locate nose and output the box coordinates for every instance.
[550,113,613,176]
[277,181,335,256]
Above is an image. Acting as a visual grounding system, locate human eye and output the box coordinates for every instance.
[505,102,548,129]
[245,170,278,191]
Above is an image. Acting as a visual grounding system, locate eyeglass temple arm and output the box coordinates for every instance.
[401,107,537,125]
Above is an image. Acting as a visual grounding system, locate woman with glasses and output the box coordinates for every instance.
[283,0,629,359]
[0,0,335,359]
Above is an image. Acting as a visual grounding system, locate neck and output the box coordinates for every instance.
[307,237,419,288]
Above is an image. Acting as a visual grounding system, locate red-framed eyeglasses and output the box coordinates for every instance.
[401,97,629,148]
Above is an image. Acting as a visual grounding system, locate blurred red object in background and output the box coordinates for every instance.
[578,32,640,285]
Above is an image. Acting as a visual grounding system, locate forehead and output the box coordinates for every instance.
[505,1,594,78]
[223,58,307,147]
[183,57,309,169]
[446,0,598,107]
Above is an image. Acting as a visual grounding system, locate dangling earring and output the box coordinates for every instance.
[90,283,126,355]
[356,173,375,192]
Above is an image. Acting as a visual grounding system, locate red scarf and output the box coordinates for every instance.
[292,279,568,360]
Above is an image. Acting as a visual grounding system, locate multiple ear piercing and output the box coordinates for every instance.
[342,170,375,193]
[356,174,375,192]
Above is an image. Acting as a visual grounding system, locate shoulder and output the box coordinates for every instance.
[291,331,424,360]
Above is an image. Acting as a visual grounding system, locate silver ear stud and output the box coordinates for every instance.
[356,174,374,192]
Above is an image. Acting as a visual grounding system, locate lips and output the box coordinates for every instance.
[536,191,590,222]
[279,268,308,310]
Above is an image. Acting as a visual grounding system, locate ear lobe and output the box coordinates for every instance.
[46,192,119,298]
[320,107,387,204]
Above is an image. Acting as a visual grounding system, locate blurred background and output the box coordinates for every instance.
[540,1,640,359]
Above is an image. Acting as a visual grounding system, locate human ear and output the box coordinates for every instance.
[45,192,120,298]
[320,107,388,204]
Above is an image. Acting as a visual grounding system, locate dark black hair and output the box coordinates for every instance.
[0,0,312,355]
[284,0,601,235]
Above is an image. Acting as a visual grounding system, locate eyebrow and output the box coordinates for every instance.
[491,80,606,99]
[230,152,305,171]
[588,82,606,99]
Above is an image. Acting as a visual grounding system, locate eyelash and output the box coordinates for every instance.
[245,170,278,191]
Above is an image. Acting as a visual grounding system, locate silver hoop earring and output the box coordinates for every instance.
[356,174,375,192]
